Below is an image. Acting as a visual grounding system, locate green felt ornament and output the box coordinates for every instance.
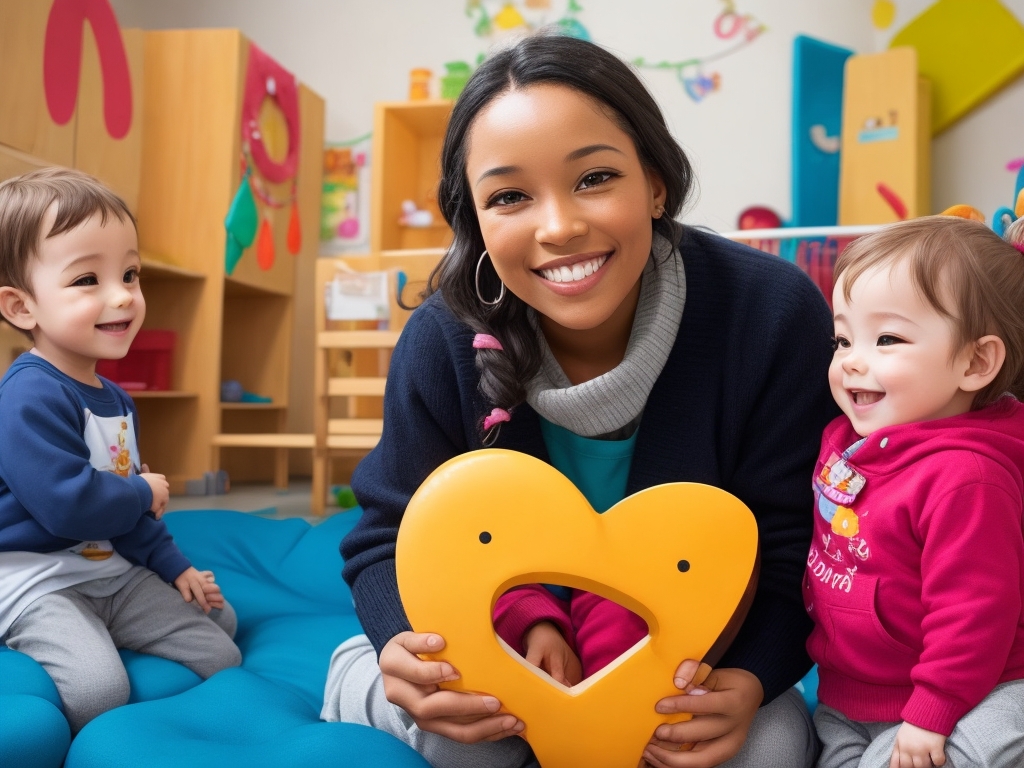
[225,233,245,275]
[223,169,258,274]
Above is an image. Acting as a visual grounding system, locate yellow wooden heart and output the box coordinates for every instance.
[397,449,758,768]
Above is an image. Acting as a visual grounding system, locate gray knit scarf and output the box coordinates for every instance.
[525,233,686,438]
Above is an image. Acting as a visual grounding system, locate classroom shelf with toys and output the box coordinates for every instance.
[721,224,883,305]
[137,29,324,491]
[371,99,454,257]
[310,99,455,501]
[369,99,455,309]
[0,5,325,494]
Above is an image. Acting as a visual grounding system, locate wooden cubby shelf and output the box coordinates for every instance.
[135,29,323,490]
[0,12,325,493]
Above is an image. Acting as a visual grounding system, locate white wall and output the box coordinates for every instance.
[109,0,1023,231]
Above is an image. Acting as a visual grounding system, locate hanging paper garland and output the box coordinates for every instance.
[223,42,302,274]
[632,0,766,104]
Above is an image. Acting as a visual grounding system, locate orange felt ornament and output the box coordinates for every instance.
[287,198,301,255]
[256,216,275,271]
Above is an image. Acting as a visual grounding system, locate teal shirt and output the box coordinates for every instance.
[539,419,637,600]
[539,418,638,513]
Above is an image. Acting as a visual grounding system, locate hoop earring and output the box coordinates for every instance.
[475,250,506,307]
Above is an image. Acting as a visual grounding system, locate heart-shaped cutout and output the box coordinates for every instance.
[494,583,650,687]
[397,449,758,768]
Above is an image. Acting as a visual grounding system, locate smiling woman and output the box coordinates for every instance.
[326,33,839,768]
[466,85,665,380]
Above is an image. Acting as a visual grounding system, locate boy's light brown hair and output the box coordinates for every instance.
[834,215,1024,409]
[0,166,135,296]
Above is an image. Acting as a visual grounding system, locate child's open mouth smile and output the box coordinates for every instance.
[96,320,133,334]
[849,389,884,408]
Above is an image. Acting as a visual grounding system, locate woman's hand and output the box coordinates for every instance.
[379,631,526,743]
[523,621,583,687]
[641,660,763,768]
[890,722,946,767]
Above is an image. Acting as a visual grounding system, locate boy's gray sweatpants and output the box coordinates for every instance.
[3,566,241,733]
[814,680,1024,768]
[321,633,819,768]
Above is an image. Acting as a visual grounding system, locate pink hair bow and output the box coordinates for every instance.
[472,334,504,351]
[483,408,511,431]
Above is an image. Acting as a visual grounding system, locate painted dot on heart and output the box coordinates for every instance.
[677,560,690,572]
[479,531,492,544]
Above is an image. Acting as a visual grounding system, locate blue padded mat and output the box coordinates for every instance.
[2,509,429,768]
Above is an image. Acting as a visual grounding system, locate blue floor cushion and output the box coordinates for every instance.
[0,509,429,768]
[0,648,70,768]
[1,507,820,767]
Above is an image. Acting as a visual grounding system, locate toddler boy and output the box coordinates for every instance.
[0,167,240,733]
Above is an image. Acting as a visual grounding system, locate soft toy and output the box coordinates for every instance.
[939,204,985,222]
[397,449,758,768]
[990,165,1024,238]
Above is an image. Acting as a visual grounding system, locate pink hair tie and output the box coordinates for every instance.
[483,408,511,431]
[1014,241,1024,255]
[473,333,504,351]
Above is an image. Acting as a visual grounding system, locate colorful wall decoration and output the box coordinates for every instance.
[224,43,303,274]
[838,47,931,225]
[889,0,1024,134]
[464,0,766,106]
[44,0,132,139]
[320,135,372,254]
[631,0,767,104]
[465,0,590,41]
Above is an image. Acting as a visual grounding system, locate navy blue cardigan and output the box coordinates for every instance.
[341,226,840,704]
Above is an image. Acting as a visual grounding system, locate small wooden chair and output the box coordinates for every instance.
[310,259,399,515]
[310,250,443,514]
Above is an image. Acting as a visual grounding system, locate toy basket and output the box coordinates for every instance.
[96,329,176,391]
[720,224,882,307]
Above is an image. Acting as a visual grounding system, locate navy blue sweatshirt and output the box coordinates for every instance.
[341,227,840,703]
[0,354,190,582]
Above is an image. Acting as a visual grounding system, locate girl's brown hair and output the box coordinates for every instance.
[833,215,1024,409]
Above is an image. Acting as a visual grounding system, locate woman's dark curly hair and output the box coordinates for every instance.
[426,33,695,437]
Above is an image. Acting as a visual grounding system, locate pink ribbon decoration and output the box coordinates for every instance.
[483,408,511,431]
[44,0,133,139]
[472,333,504,351]
[241,43,301,184]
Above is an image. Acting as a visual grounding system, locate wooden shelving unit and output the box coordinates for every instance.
[309,100,454,503]
[136,29,324,491]
[370,99,454,256]
[331,100,455,431]
[0,11,325,494]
